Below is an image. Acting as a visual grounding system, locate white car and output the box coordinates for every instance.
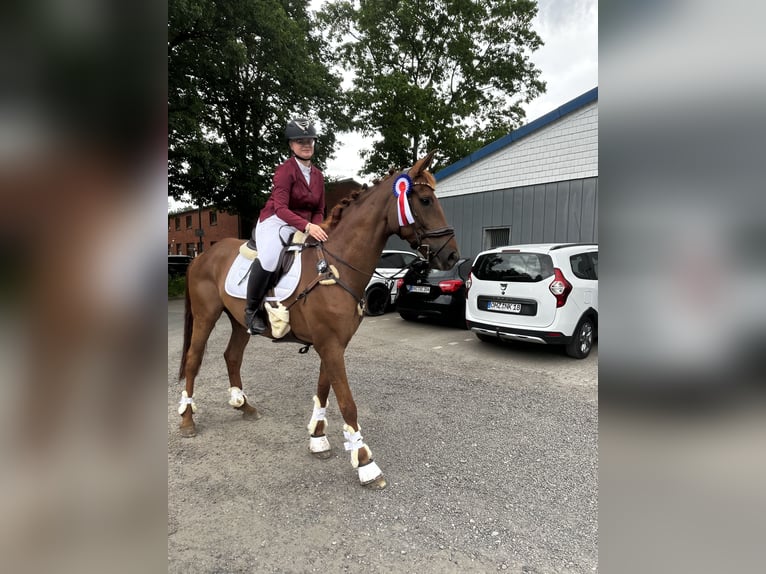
[364,250,424,316]
[465,243,598,358]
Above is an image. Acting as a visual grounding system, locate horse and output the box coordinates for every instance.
[177,151,459,489]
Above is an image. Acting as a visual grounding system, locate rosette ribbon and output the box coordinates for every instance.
[392,174,415,227]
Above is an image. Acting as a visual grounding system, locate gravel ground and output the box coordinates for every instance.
[168,300,598,573]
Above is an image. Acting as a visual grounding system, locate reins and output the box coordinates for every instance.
[285,171,455,313]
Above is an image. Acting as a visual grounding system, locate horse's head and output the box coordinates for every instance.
[389,150,460,270]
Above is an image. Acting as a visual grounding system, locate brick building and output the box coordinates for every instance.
[168,207,245,256]
[167,178,361,256]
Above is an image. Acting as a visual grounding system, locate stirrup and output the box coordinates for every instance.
[246,313,267,335]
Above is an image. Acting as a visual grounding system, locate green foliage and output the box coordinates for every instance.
[169,0,350,219]
[168,275,187,299]
[318,0,546,175]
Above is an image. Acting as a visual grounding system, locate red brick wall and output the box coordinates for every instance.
[167,207,246,256]
[169,181,362,256]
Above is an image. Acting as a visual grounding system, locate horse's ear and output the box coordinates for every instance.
[409,149,439,176]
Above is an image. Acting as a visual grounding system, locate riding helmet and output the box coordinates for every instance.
[285,118,317,140]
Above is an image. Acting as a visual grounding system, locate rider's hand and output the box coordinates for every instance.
[306,223,328,242]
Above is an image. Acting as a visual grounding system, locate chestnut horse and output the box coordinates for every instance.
[177,151,459,489]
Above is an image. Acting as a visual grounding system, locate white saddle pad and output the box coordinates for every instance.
[224,249,303,302]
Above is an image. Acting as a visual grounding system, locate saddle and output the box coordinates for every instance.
[241,229,307,287]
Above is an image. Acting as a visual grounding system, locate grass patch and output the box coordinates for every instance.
[168,275,186,298]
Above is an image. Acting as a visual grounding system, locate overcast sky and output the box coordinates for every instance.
[169,0,597,209]
[321,0,597,181]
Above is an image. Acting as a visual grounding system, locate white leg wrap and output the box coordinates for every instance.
[357,461,383,485]
[343,424,372,469]
[309,434,331,453]
[178,391,197,415]
[228,386,246,408]
[307,395,328,434]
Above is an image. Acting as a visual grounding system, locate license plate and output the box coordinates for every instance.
[487,301,521,313]
[409,285,430,293]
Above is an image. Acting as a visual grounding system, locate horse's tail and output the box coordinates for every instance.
[178,277,193,381]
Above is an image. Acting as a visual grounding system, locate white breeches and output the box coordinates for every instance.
[254,215,297,271]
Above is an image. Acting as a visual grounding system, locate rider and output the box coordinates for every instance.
[244,118,329,334]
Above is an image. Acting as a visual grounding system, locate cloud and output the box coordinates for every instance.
[324,0,598,178]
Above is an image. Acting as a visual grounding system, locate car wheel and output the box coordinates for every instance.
[398,311,419,322]
[565,317,595,359]
[476,333,496,343]
[364,284,389,316]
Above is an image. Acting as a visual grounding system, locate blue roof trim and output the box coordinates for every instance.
[434,87,598,181]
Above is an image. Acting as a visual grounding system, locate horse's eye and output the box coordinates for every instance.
[420,197,432,207]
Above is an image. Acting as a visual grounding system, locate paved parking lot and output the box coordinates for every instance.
[168,300,597,573]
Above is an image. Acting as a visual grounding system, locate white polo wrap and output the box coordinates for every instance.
[343,423,372,468]
[228,387,246,407]
[178,391,197,415]
[307,395,328,434]
[309,434,331,453]
[358,461,383,485]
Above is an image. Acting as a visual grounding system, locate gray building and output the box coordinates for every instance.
[389,87,598,259]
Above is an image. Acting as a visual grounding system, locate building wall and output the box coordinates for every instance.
[439,177,598,258]
[168,207,244,256]
[436,100,598,197]
[408,92,600,260]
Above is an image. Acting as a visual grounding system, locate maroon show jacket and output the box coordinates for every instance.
[258,157,326,230]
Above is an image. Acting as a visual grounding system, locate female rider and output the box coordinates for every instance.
[244,118,329,334]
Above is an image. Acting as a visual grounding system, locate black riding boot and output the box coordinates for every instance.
[244,260,274,335]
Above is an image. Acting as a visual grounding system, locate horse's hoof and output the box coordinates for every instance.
[358,461,386,489]
[179,423,197,438]
[237,404,260,420]
[362,475,387,490]
[309,435,331,458]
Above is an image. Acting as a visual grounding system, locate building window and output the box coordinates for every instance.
[209,210,218,226]
[186,243,196,256]
[175,217,180,230]
[176,244,182,254]
[185,215,193,229]
[483,227,510,250]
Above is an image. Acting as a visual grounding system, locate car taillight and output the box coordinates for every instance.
[396,278,405,290]
[465,272,473,294]
[549,268,572,307]
[438,279,463,293]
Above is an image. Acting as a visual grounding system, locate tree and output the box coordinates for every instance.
[318,0,546,175]
[169,0,349,219]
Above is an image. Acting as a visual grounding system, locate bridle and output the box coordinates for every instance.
[398,178,455,264]
[289,172,455,317]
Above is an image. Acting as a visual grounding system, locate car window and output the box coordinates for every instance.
[474,253,553,282]
[570,252,598,280]
[401,253,418,266]
[590,252,598,280]
[377,252,412,268]
[457,259,472,279]
[422,259,469,281]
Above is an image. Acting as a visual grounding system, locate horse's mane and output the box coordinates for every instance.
[324,187,365,230]
[323,167,401,231]
[323,163,436,231]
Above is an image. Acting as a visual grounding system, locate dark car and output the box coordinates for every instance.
[169,255,193,278]
[396,258,472,327]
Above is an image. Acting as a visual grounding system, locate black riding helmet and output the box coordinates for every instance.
[285,118,317,140]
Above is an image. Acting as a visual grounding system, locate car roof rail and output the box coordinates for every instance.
[550,243,598,251]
